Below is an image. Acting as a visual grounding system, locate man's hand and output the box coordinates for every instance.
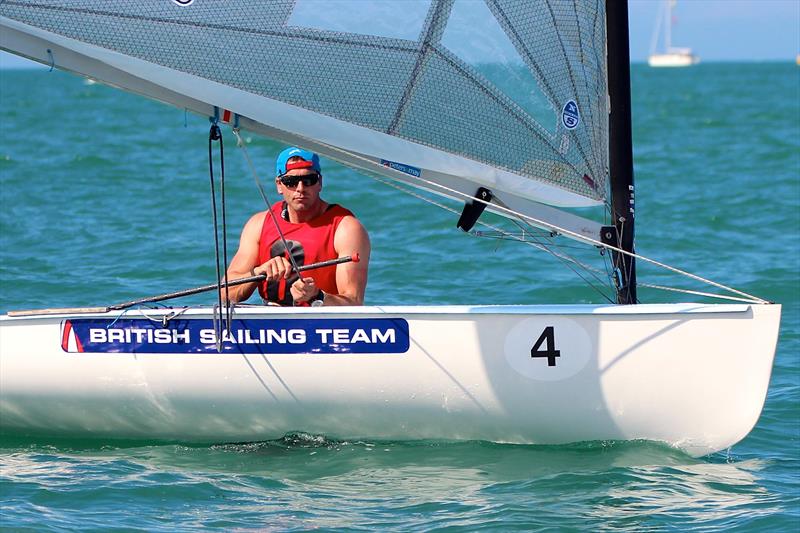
[290,277,320,304]
[254,256,294,282]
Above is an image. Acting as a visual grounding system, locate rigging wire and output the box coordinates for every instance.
[217,125,231,325]
[493,196,616,301]
[375,170,763,304]
[369,174,616,303]
[615,215,637,304]
[636,283,768,304]
[509,225,615,303]
[606,213,629,300]
[600,200,620,301]
[231,128,304,294]
[601,237,617,298]
[471,231,597,251]
[208,120,231,351]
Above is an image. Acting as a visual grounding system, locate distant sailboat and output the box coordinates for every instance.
[648,0,699,67]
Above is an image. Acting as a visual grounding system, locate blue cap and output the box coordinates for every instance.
[275,147,321,176]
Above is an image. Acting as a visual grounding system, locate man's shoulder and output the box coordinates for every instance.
[334,210,368,235]
[244,208,273,232]
[326,204,357,221]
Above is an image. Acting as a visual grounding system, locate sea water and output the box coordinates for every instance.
[0,63,798,530]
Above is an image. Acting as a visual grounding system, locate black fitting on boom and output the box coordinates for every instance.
[457,187,493,232]
[600,225,618,247]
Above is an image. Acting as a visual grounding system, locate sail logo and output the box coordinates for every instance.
[562,100,580,130]
[61,320,83,352]
[380,159,421,178]
[60,318,410,354]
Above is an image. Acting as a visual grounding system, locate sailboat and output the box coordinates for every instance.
[648,0,700,67]
[0,1,779,457]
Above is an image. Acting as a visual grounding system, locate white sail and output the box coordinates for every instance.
[648,0,699,67]
[0,1,610,234]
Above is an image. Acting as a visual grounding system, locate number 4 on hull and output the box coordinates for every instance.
[531,326,560,367]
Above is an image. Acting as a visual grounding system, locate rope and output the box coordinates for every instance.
[231,129,304,288]
[612,215,637,303]
[219,127,231,326]
[208,121,230,351]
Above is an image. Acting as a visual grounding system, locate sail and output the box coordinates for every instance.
[0,1,609,230]
[647,0,698,67]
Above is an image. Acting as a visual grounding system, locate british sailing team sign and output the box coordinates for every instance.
[61,318,410,354]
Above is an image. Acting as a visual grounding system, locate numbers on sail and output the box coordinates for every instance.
[530,326,560,367]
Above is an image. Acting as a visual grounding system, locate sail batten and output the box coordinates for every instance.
[387,0,453,135]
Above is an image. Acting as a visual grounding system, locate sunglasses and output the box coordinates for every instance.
[278,173,320,188]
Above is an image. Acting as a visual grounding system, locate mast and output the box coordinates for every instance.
[606,0,638,304]
[665,0,673,52]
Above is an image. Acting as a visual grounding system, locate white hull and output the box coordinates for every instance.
[648,52,700,68]
[0,303,780,457]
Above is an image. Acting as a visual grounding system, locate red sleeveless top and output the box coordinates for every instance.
[257,202,354,305]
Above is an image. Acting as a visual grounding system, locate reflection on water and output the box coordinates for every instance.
[0,435,785,530]
[586,460,781,529]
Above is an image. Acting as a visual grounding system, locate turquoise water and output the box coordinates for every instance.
[1,63,798,530]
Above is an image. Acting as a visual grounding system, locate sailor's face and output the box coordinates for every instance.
[277,168,322,212]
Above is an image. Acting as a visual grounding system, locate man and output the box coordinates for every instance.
[223,147,370,306]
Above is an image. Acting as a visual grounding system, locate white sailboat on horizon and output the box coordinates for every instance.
[648,0,700,67]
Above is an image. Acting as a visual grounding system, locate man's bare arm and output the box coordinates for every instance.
[329,216,370,306]
[221,212,265,303]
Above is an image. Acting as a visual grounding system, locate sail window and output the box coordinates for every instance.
[440,0,557,135]
[287,0,432,41]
